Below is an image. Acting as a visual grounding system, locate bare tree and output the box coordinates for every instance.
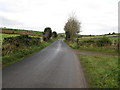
[64,15,81,41]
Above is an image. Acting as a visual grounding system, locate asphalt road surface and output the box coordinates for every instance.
[3,39,87,88]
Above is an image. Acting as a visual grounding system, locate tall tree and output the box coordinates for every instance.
[43,27,52,41]
[64,15,81,41]
[52,31,58,38]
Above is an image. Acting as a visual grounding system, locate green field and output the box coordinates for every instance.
[0,34,20,47]
[1,28,42,34]
[1,34,20,41]
[0,33,42,42]
[80,36,119,42]
[79,54,119,88]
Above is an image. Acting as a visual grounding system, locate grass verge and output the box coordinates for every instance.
[79,55,119,88]
[2,39,55,68]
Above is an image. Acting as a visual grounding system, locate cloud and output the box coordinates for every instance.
[0,0,118,35]
[0,16,24,27]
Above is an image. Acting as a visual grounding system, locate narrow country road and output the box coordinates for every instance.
[3,39,87,88]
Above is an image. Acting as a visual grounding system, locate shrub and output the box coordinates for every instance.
[96,37,112,47]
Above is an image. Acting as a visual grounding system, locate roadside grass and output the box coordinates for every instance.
[79,54,119,88]
[2,39,55,68]
[65,40,119,88]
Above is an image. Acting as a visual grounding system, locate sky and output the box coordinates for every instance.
[0,0,119,35]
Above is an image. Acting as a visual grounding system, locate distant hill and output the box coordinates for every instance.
[0,28,42,36]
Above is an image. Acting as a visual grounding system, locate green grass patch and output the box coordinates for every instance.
[1,34,20,40]
[79,55,119,88]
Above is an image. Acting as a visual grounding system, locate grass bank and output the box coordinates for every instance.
[2,36,55,68]
[79,55,119,88]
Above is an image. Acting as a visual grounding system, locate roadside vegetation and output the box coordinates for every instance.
[65,36,119,88]
[1,27,58,68]
[64,14,119,88]
[66,36,119,54]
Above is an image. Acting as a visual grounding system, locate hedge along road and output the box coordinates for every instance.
[3,39,87,88]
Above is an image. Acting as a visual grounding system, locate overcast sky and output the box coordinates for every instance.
[0,0,119,35]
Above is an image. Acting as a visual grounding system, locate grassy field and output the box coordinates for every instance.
[80,36,119,41]
[79,54,119,88]
[2,34,20,39]
[1,28,42,35]
[0,34,20,44]
[1,33,42,41]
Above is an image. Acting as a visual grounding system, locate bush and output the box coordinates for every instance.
[96,37,112,47]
